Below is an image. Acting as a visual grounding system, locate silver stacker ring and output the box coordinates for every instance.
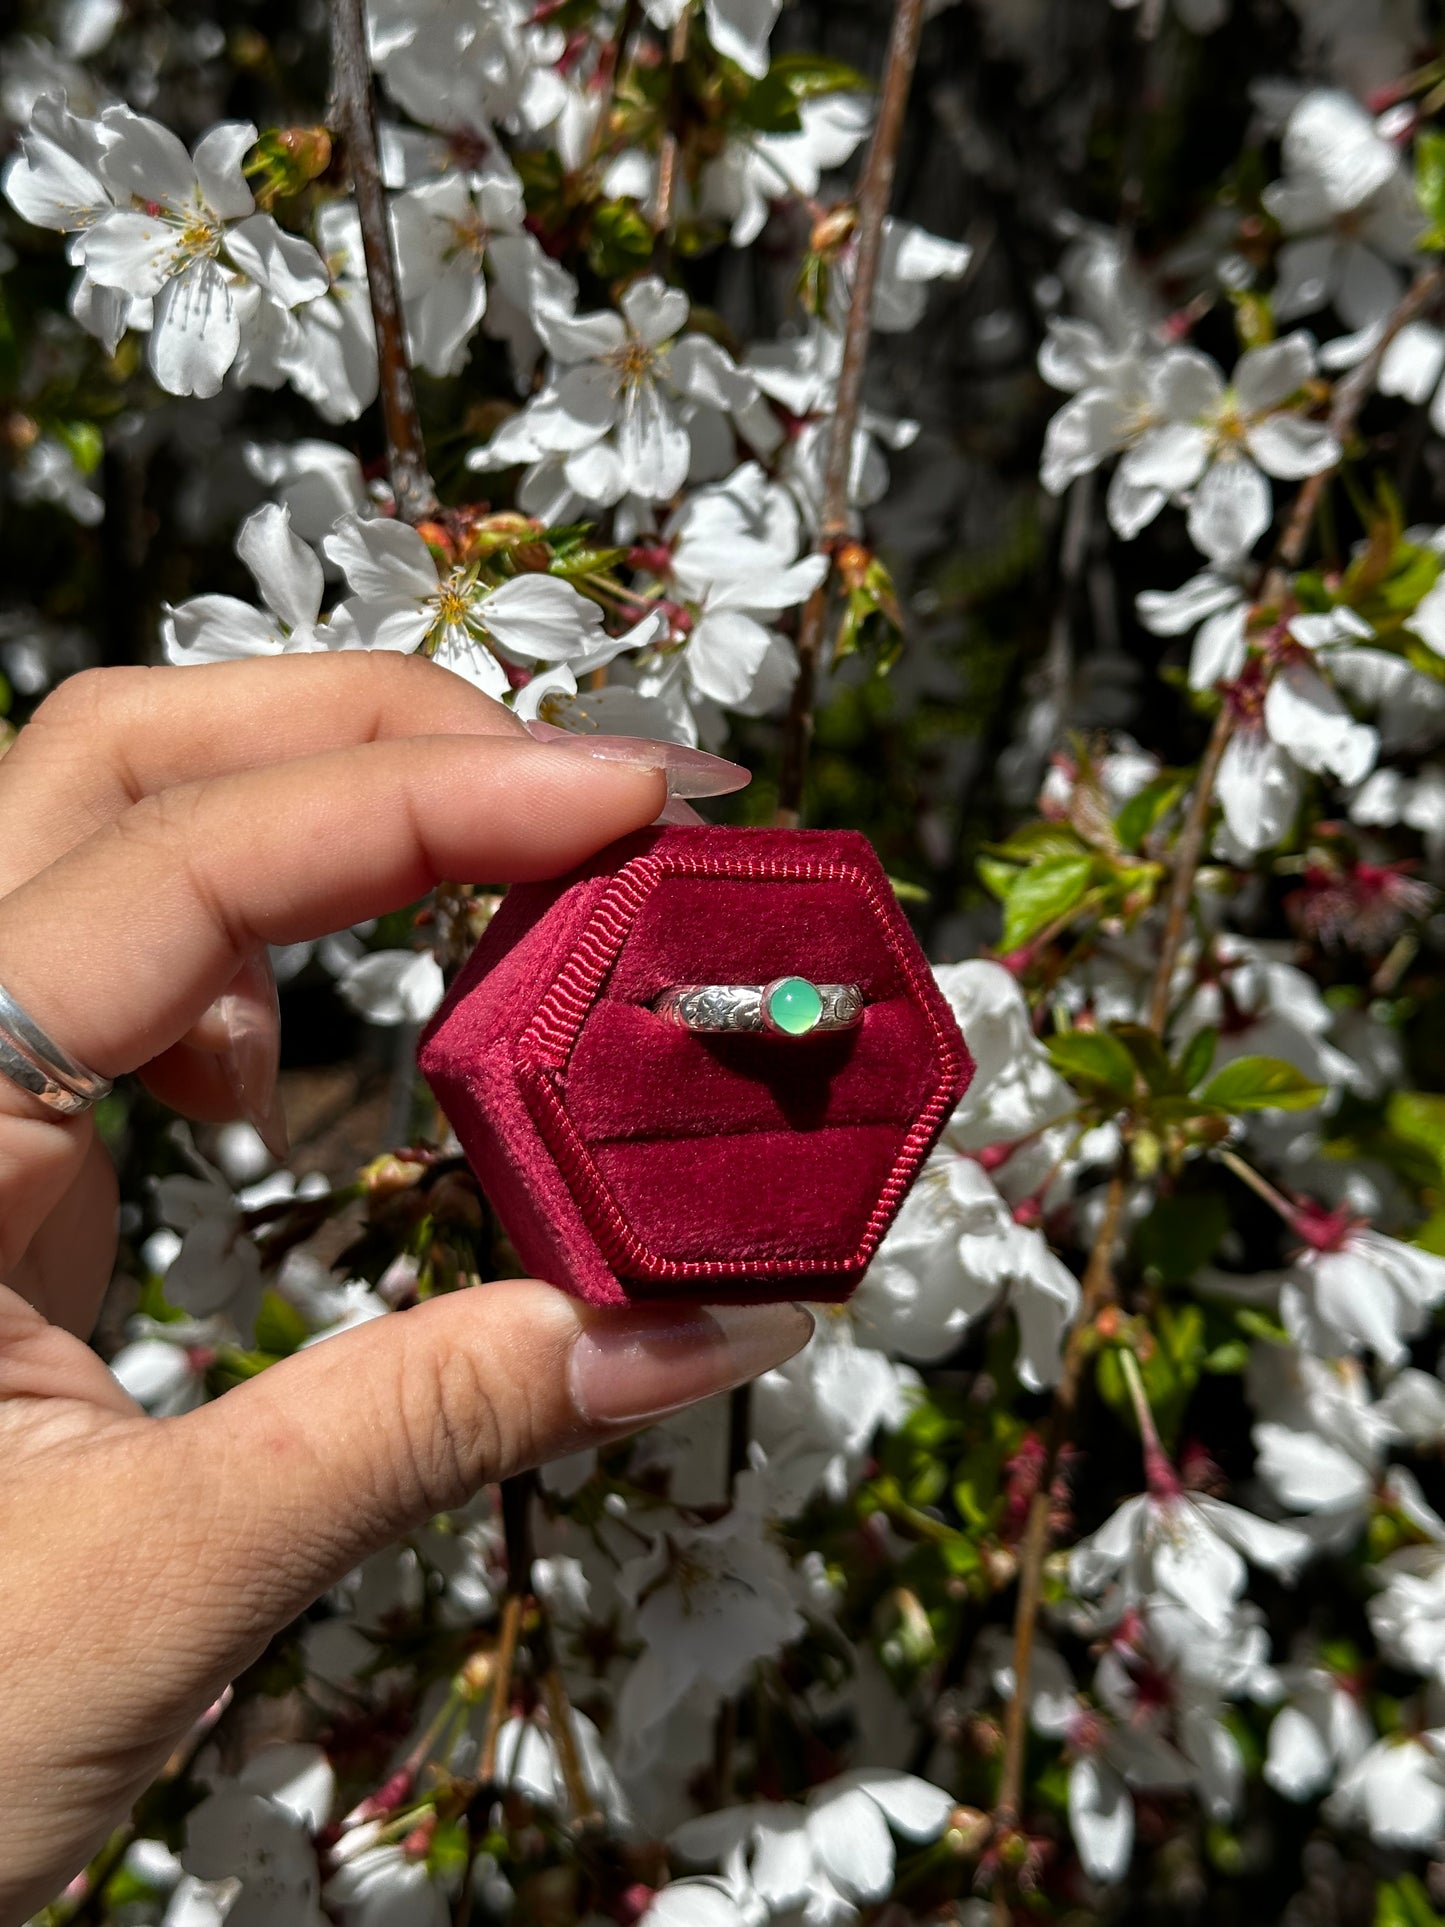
[651,977,864,1038]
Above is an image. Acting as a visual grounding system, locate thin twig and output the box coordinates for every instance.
[1265,262,1445,595]
[539,1659,600,1825]
[992,1166,1127,1829]
[330,0,438,523]
[478,1591,524,1783]
[775,0,927,824]
[652,6,691,239]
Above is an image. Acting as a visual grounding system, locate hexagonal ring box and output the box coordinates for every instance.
[419,826,973,1306]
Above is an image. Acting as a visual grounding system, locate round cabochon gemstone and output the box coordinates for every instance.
[765,975,824,1035]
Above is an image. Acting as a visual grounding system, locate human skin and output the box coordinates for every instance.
[0,652,811,1922]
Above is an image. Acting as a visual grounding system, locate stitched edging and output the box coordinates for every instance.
[515,845,967,1282]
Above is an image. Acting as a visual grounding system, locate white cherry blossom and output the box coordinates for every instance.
[699,93,872,247]
[864,1150,1080,1390]
[1118,335,1338,564]
[77,110,329,396]
[642,0,780,80]
[1263,90,1422,340]
[391,164,570,378]
[470,277,771,517]
[613,1497,807,1766]
[338,949,446,1027]
[1070,1484,1310,1632]
[323,513,660,697]
[1266,1663,1372,1802]
[672,1771,955,1923]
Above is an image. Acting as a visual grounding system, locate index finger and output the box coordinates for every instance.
[0,653,527,897]
[0,732,665,1082]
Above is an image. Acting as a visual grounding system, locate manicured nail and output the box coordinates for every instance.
[568,1301,815,1425]
[524,718,751,799]
[211,949,289,1160]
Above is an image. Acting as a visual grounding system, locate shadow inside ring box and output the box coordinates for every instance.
[696,1025,862,1131]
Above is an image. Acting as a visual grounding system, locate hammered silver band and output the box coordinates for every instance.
[0,983,113,1115]
[652,979,865,1037]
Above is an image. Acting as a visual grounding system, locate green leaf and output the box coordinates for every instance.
[991,822,1089,862]
[1115,774,1186,853]
[54,419,103,473]
[1418,131,1445,249]
[1112,1022,1177,1095]
[768,51,872,97]
[739,52,870,129]
[736,70,804,132]
[1179,1025,1218,1093]
[546,545,628,578]
[1000,853,1094,951]
[1387,1092,1445,1176]
[586,200,654,278]
[252,1289,310,1358]
[1377,1874,1445,1927]
[1045,1028,1137,1097]
[1196,1055,1326,1113]
[1135,1190,1229,1284]
[976,856,1017,903]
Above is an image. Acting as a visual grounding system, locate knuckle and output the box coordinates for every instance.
[394,1323,509,1519]
[28,666,149,736]
[114,783,242,945]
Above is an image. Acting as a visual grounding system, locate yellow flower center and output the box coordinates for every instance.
[609,337,657,390]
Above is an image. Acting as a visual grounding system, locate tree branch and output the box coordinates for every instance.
[775,0,927,824]
[330,0,438,523]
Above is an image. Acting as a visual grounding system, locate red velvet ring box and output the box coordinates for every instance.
[418,825,972,1306]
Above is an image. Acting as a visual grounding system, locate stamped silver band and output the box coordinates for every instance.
[652,978,864,1038]
[0,983,113,1115]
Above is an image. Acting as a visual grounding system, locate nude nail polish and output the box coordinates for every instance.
[567,1302,815,1425]
[211,949,289,1160]
[523,718,751,799]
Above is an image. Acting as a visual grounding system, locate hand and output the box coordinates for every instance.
[0,653,813,1923]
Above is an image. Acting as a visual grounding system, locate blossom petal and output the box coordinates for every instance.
[1234,332,1316,413]
[98,105,197,207]
[482,574,604,662]
[1245,413,1339,481]
[621,275,689,348]
[323,515,437,600]
[703,0,780,78]
[236,503,323,633]
[149,257,240,398]
[164,595,281,663]
[840,1770,954,1840]
[1217,728,1300,853]
[1069,1756,1133,1883]
[225,213,329,307]
[807,1785,894,1902]
[1186,455,1271,565]
[1266,1704,1333,1801]
[189,120,258,220]
[534,302,626,363]
[81,207,179,296]
[1123,422,1210,494]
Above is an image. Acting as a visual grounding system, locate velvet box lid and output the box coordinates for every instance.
[418,825,972,1306]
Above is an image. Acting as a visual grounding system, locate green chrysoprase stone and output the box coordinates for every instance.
[765,976,824,1035]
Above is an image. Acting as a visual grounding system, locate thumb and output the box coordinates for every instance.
[161,1283,812,1659]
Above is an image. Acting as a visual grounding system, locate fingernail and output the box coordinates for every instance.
[211,950,289,1160]
[524,718,751,799]
[568,1301,815,1425]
